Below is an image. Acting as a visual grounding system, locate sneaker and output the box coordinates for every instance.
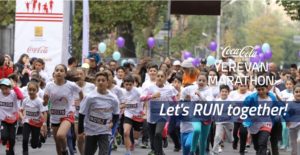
[141,142,148,149]
[112,143,118,150]
[148,150,155,155]
[244,149,248,153]
[130,143,135,151]
[174,147,181,152]
[286,147,292,152]
[163,139,168,148]
[232,142,237,150]
[218,146,223,153]
[246,144,250,148]
[280,145,286,150]
[116,134,122,145]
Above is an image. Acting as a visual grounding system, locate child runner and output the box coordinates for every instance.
[229,78,252,154]
[0,78,24,155]
[287,83,300,155]
[74,68,95,155]
[141,70,178,155]
[43,64,83,155]
[279,77,295,150]
[211,85,233,155]
[78,71,120,155]
[181,72,214,155]
[20,81,47,155]
[121,75,144,155]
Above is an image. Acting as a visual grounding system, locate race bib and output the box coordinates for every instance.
[50,104,66,116]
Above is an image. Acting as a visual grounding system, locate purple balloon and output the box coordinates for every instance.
[209,41,217,51]
[192,58,200,67]
[147,37,155,49]
[264,50,272,60]
[116,37,125,48]
[298,51,300,58]
[183,51,192,59]
[250,55,259,63]
[254,45,262,55]
[259,53,265,62]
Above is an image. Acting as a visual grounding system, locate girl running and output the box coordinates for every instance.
[287,83,300,155]
[121,75,144,155]
[78,71,120,155]
[181,72,214,155]
[43,64,83,155]
[141,70,178,155]
[0,78,24,155]
[20,81,47,155]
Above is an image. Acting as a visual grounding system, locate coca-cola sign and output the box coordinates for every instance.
[221,46,256,58]
[27,46,48,54]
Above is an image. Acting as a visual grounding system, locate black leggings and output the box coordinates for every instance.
[1,121,16,155]
[233,122,248,153]
[84,134,110,155]
[168,116,181,149]
[148,122,165,155]
[22,123,41,152]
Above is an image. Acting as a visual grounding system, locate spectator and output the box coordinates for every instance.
[68,57,78,71]
[15,54,30,87]
[0,54,14,79]
[290,64,298,79]
[87,45,101,65]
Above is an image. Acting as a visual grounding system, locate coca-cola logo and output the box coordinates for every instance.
[27,46,48,54]
[221,46,256,58]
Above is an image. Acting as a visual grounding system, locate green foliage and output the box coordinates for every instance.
[277,0,300,20]
[0,1,15,27]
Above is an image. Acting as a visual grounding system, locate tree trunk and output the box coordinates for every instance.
[117,23,136,58]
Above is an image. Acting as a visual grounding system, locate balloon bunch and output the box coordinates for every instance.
[250,43,272,63]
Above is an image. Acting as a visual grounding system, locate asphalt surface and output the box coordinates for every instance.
[0,135,291,155]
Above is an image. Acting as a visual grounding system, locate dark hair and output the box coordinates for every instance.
[281,69,290,76]
[157,70,167,77]
[0,54,5,66]
[173,74,183,83]
[291,64,298,69]
[123,75,135,83]
[66,70,80,82]
[68,57,77,66]
[220,84,230,92]
[109,60,117,64]
[35,58,45,66]
[198,72,208,80]
[17,54,29,65]
[116,66,126,72]
[30,57,37,66]
[132,74,141,87]
[27,81,39,90]
[286,77,296,85]
[294,83,300,93]
[105,68,114,77]
[208,68,219,80]
[8,73,19,83]
[95,71,109,81]
[147,63,158,70]
[55,64,67,73]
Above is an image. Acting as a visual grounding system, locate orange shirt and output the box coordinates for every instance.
[182,69,200,87]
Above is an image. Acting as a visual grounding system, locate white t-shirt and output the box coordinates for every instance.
[280,89,293,102]
[143,84,178,124]
[44,81,81,124]
[123,87,143,119]
[73,82,96,117]
[228,90,252,102]
[0,90,19,121]
[114,76,123,87]
[110,85,125,104]
[22,97,47,124]
[79,90,120,136]
[21,86,48,112]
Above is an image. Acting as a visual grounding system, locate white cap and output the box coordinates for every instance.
[173,60,181,66]
[181,59,194,68]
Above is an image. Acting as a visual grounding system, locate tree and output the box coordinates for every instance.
[72,1,167,60]
[0,1,15,27]
[276,0,300,20]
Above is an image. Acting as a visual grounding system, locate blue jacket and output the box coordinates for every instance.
[243,92,284,127]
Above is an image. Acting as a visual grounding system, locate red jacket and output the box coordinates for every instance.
[0,66,14,79]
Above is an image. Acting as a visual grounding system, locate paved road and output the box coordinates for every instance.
[0,135,290,155]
